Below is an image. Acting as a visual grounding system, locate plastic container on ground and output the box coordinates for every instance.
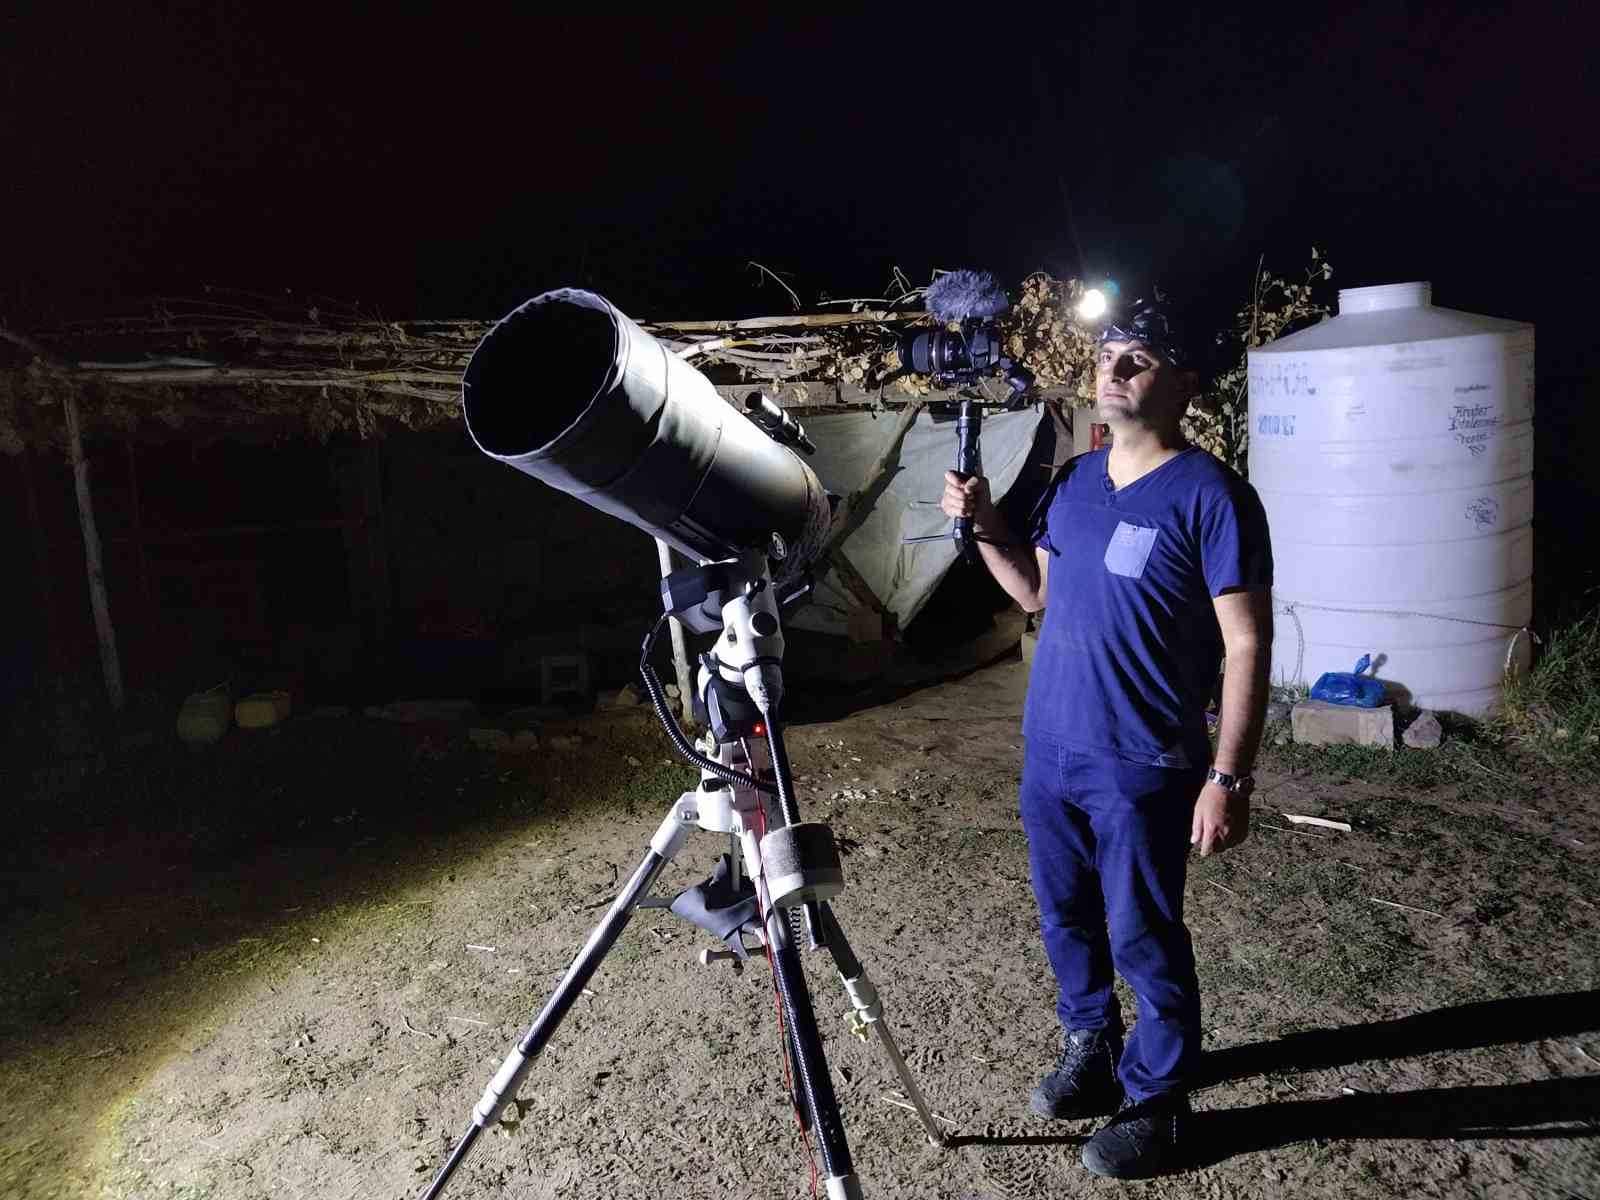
[177,686,232,743]
[236,690,293,729]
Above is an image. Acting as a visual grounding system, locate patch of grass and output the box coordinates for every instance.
[1263,719,1522,795]
[1495,607,1600,773]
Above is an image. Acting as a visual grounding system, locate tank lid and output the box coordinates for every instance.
[1339,281,1430,313]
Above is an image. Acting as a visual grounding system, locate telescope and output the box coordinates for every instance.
[462,288,832,575]
[422,290,948,1200]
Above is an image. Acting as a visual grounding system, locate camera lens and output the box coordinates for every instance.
[903,328,973,376]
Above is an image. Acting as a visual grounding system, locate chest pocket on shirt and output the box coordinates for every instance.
[1104,521,1158,579]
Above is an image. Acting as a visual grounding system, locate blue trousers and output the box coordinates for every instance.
[1018,737,1203,1101]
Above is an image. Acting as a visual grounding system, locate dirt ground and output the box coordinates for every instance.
[3,655,1599,1200]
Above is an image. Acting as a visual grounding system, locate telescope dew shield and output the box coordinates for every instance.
[462,289,830,569]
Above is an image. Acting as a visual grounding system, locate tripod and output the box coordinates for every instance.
[419,550,946,1200]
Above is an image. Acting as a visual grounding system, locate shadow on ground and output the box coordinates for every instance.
[1191,1075,1600,1166]
[1187,991,1600,1166]
[938,992,1600,1165]
[1200,990,1600,1087]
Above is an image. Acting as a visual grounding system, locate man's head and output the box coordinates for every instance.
[1094,299,1199,431]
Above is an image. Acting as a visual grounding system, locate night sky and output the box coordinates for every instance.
[5,4,1595,345]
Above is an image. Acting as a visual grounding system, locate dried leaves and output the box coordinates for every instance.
[1002,274,1102,406]
[1181,250,1335,472]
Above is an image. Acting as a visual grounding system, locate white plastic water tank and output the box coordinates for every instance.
[1248,282,1535,716]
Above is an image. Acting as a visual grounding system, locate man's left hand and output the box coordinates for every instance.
[1191,781,1250,857]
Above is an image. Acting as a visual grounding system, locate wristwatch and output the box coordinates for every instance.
[1206,766,1255,796]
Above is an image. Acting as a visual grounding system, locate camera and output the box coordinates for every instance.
[901,319,1034,400]
[898,271,1034,400]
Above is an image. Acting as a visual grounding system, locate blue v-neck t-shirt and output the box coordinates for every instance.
[1022,446,1273,768]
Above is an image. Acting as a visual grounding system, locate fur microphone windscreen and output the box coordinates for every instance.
[924,270,1009,323]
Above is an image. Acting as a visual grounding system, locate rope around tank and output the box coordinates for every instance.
[1271,595,1540,691]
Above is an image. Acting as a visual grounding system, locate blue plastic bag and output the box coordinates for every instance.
[1309,654,1386,708]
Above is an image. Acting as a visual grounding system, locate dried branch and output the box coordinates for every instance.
[815,296,923,310]
[77,366,460,388]
[648,311,926,333]
[0,326,73,368]
[1282,814,1353,833]
[746,262,802,311]
[678,338,826,363]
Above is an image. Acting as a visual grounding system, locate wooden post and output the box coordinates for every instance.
[62,389,125,710]
[654,537,696,724]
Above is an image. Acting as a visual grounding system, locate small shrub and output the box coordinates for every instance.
[1495,608,1600,772]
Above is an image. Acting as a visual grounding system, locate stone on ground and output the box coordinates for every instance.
[1402,710,1444,750]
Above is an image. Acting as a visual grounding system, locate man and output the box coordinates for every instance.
[941,299,1273,1179]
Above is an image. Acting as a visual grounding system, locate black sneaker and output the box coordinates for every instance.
[1081,1091,1190,1179]
[1028,1026,1125,1119]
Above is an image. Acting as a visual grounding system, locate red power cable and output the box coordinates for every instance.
[753,802,820,1196]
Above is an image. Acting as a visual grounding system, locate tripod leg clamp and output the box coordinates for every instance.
[650,803,696,859]
[474,1047,538,1127]
[841,974,884,1040]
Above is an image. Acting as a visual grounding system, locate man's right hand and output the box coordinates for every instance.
[940,471,994,528]
[937,470,1047,611]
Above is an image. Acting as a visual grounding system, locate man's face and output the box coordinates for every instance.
[1095,339,1189,426]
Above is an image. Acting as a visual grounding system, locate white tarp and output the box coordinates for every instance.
[788,405,1043,636]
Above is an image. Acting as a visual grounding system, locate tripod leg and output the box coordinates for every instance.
[418,809,694,1200]
[763,904,865,1200]
[817,904,948,1147]
[733,821,863,1200]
